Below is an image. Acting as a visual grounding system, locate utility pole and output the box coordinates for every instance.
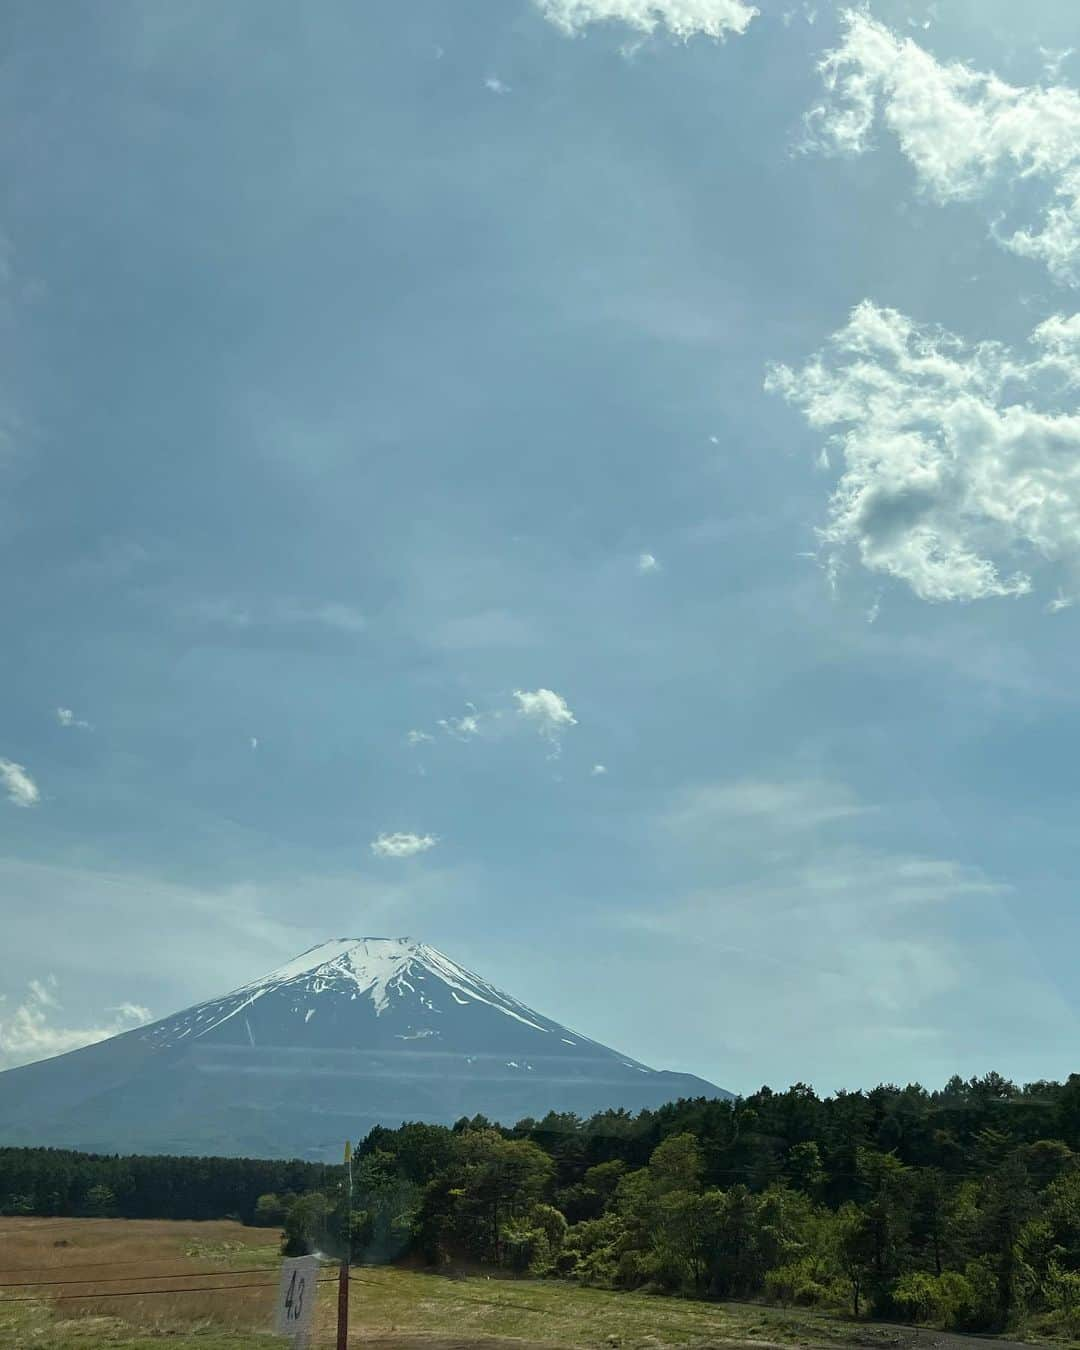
[337,1140,352,1350]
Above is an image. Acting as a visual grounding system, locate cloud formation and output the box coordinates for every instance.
[438,706,483,740]
[804,11,1080,286]
[534,0,757,42]
[637,551,660,573]
[370,831,438,859]
[56,707,92,730]
[0,975,151,1070]
[0,758,40,808]
[766,300,1080,602]
[514,687,578,751]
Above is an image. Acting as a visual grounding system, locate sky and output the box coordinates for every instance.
[2,0,1080,1098]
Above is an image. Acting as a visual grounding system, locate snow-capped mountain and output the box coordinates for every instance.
[0,938,729,1159]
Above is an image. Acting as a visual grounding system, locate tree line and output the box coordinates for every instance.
[0,1146,334,1223]
[4,1072,1080,1337]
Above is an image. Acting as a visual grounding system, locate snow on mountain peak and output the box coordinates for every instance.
[248,937,418,988]
[219,937,565,1035]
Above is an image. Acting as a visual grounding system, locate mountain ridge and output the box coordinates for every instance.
[0,937,731,1159]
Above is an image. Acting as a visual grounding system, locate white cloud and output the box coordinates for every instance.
[0,975,151,1070]
[0,758,40,808]
[804,11,1080,286]
[1041,47,1075,83]
[534,0,757,41]
[56,707,91,730]
[591,763,609,775]
[765,300,1080,602]
[637,551,660,573]
[250,736,259,750]
[513,687,578,752]
[370,831,439,859]
[406,729,434,746]
[438,705,483,740]
[484,76,511,95]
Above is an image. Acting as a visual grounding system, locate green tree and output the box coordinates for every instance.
[649,1133,703,1195]
[786,1141,826,1199]
[978,1154,1036,1326]
[834,1202,875,1316]
[253,1192,286,1227]
[282,1192,331,1256]
[449,1129,554,1263]
[82,1185,117,1217]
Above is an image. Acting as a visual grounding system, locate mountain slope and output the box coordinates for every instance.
[0,938,730,1159]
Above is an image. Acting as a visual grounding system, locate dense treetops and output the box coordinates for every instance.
[4,1072,1080,1338]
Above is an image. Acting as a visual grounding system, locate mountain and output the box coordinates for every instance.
[0,938,730,1159]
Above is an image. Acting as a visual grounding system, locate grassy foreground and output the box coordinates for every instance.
[0,1217,1053,1350]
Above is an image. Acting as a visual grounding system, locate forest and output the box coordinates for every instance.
[4,1072,1080,1338]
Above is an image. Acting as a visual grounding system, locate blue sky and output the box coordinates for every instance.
[2,0,1080,1096]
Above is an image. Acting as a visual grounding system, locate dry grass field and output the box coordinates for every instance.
[0,1217,1058,1350]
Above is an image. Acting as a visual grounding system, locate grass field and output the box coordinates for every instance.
[0,1217,1052,1350]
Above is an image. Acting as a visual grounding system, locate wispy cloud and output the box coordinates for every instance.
[766,301,1080,603]
[370,831,439,859]
[0,975,151,1070]
[56,707,92,731]
[665,778,872,840]
[611,775,1067,1088]
[178,595,365,634]
[591,763,609,775]
[405,729,434,747]
[0,758,40,808]
[534,0,758,41]
[484,76,511,95]
[637,551,660,574]
[438,705,483,740]
[804,10,1080,286]
[281,600,366,633]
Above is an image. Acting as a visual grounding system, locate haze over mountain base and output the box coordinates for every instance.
[0,939,729,1159]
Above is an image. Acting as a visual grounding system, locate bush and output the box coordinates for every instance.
[1044,1261,1080,1335]
[253,1193,286,1227]
[962,1257,1002,1331]
[764,1257,840,1308]
[892,1270,975,1329]
[616,1248,652,1290]
[562,1215,627,1287]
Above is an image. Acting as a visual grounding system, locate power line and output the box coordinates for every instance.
[0,1254,275,1276]
[1,1276,338,1304]
[0,1265,281,1288]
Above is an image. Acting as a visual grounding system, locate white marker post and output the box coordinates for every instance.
[276,1255,318,1348]
[337,1140,353,1350]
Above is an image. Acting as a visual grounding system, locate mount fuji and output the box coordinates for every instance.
[0,938,730,1159]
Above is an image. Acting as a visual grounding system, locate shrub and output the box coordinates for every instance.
[765,1257,841,1308]
[892,1270,975,1329]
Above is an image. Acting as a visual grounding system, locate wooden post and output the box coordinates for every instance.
[337,1140,352,1350]
[336,1258,349,1350]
